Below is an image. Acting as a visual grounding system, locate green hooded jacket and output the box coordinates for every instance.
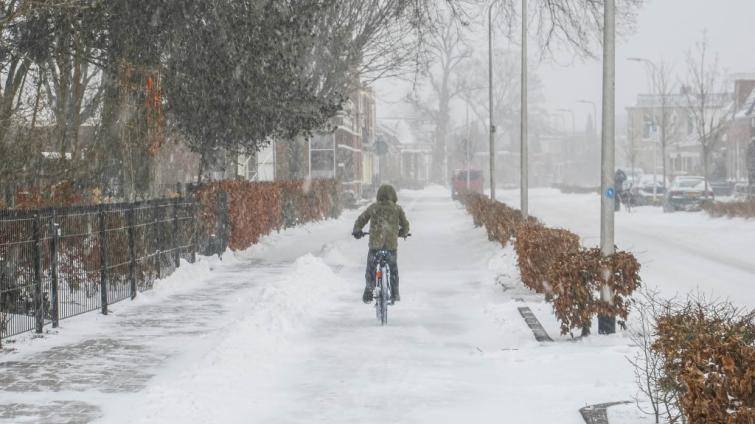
[353,185,410,250]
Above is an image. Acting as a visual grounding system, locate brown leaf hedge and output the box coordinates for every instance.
[461,192,641,336]
[702,199,755,219]
[653,303,754,423]
[194,179,341,252]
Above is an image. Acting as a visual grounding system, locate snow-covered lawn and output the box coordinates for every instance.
[497,188,755,308]
[2,186,751,423]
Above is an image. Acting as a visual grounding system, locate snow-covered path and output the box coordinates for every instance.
[2,187,640,424]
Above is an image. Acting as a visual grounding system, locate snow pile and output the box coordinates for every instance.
[244,253,345,335]
[103,254,345,424]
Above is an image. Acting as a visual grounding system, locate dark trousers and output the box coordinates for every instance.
[365,249,399,294]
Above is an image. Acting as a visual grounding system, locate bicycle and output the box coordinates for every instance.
[618,184,633,213]
[356,231,410,326]
[372,248,393,325]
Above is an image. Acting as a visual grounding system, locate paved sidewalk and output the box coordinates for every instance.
[0,260,286,424]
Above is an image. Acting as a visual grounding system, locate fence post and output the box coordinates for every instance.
[153,202,161,279]
[173,197,180,268]
[32,214,44,333]
[98,205,108,315]
[216,191,229,257]
[127,204,137,299]
[3,184,13,208]
[49,211,59,328]
[190,198,197,264]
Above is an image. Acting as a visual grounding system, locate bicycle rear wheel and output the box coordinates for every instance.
[380,269,390,325]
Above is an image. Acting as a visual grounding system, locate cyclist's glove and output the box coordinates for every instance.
[352,230,364,239]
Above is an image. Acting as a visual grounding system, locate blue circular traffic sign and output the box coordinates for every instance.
[606,188,615,199]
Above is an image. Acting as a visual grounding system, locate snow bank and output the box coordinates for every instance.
[101,254,346,424]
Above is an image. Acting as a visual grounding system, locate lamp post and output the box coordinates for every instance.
[599,0,616,335]
[488,0,497,200]
[520,0,528,219]
[577,99,597,135]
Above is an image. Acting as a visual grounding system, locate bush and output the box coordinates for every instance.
[459,192,641,337]
[462,192,537,246]
[653,300,755,423]
[194,179,341,252]
[548,248,641,336]
[514,223,580,295]
[702,199,755,219]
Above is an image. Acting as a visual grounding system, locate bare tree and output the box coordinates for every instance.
[683,32,730,196]
[627,288,686,424]
[639,59,679,187]
[407,12,472,183]
[647,60,680,188]
[488,0,643,59]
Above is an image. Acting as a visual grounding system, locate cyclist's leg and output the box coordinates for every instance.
[363,249,377,303]
[388,250,399,301]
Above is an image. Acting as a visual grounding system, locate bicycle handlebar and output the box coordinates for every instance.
[356,231,411,239]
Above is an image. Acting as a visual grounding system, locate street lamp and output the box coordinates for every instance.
[520,0,528,218]
[599,0,616,335]
[577,99,597,135]
[488,0,497,200]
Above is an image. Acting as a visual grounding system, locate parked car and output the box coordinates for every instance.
[663,176,714,212]
[630,174,666,206]
[732,183,753,201]
[710,180,734,197]
[451,169,483,200]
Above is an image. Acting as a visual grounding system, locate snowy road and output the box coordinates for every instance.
[1,186,641,424]
[497,188,755,307]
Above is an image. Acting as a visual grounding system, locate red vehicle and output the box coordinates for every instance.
[451,169,483,200]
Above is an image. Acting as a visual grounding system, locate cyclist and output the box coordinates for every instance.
[614,168,627,211]
[352,184,410,304]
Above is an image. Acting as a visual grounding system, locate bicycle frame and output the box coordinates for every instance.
[373,249,392,325]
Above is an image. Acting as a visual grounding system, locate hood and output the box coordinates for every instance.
[376,184,398,203]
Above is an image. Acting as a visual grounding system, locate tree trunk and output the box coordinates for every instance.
[702,144,710,199]
[660,109,668,188]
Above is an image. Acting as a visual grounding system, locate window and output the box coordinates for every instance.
[643,112,657,139]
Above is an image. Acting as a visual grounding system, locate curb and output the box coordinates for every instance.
[517,306,553,342]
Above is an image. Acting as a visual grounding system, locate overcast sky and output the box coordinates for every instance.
[376,0,755,133]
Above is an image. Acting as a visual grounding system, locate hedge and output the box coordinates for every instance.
[460,192,641,336]
[702,199,755,219]
[193,179,341,252]
[653,304,754,423]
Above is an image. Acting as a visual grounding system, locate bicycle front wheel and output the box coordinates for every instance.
[380,271,389,325]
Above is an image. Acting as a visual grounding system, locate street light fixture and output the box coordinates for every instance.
[488,1,497,200]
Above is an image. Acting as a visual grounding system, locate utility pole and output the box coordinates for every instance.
[599,0,616,335]
[466,102,471,190]
[520,0,528,218]
[488,1,496,200]
[577,99,597,137]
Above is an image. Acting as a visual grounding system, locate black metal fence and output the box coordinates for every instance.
[0,197,198,341]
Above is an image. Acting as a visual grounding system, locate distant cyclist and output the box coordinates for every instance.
[352,184,410,303]
[614,169,627,211]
